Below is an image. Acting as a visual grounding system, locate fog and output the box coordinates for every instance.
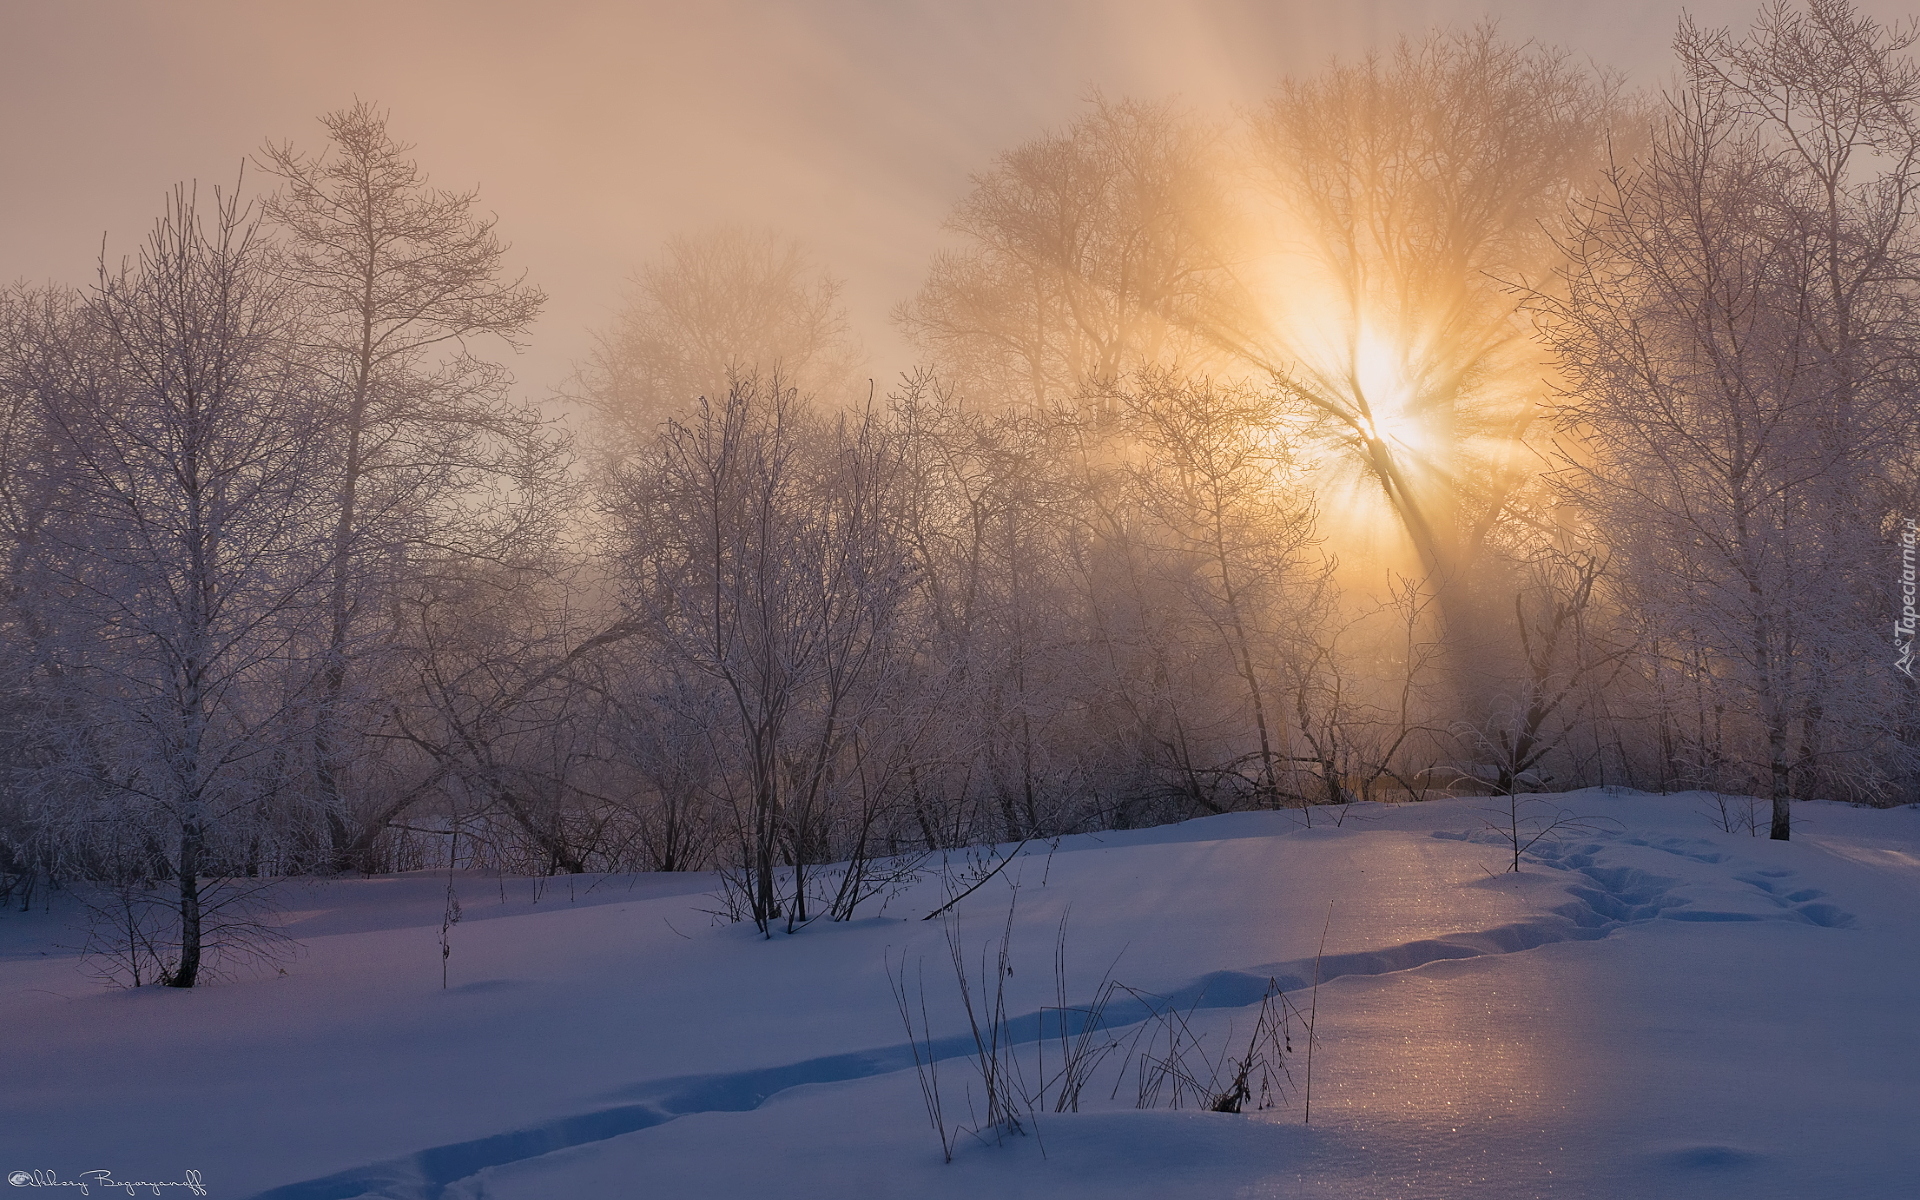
[0,0,1872,401]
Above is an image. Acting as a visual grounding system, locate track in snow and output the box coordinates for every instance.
[250,829,1853,1200]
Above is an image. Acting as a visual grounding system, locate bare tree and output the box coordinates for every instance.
[1118,371,1320,807]
[258,101,555,872]
[582,227,860,442]
[26,184,325,986]
[898,97,1227,410]
[1546,0,1920,837]
[1212,29,1620,648]
[608,374,912,931]
[890,377,1108,838]
[382,559,639,876]
[1467,550,1633,795]
[0,286,98,893]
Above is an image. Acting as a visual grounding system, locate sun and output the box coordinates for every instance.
[1349,324,1431,454]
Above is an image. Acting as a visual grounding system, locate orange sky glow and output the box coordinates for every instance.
[5,0,1911,403]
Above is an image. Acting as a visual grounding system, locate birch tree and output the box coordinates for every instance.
[29,186,324,985]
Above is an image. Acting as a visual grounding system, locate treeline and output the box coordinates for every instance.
[3,3,1919,978]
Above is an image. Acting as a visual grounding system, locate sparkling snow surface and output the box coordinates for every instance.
[2,790,1915,1198]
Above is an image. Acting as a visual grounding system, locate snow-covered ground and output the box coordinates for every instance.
[4,789,1916,1199]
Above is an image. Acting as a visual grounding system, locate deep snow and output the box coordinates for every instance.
[3,789,1916,1199]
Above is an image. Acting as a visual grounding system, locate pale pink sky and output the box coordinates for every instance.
[2,0,1906,399]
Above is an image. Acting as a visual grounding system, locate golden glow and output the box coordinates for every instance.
[1214,198,1551,584]
[1349,324,1430,453]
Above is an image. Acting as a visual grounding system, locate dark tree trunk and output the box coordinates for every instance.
[169,821,204,988]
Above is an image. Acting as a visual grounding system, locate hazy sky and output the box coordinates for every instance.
[3,0,1909,401]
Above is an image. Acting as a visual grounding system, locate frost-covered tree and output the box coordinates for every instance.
[258,101,555,872]
[582,227,860,442]
[1229,27,1619,598]
[606,374,912,930]
[1117,372,1320,807]
[898,98,1225,410]
[19,186,326,985]
[1548,0,1920,836]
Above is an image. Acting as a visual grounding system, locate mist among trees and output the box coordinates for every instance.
[3,1,1916,980]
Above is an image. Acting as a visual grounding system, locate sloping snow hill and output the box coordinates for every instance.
[3,789,1916,1199]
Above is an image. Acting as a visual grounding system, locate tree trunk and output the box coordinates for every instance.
[1768,722,1792,841]
[169,819,204,988]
